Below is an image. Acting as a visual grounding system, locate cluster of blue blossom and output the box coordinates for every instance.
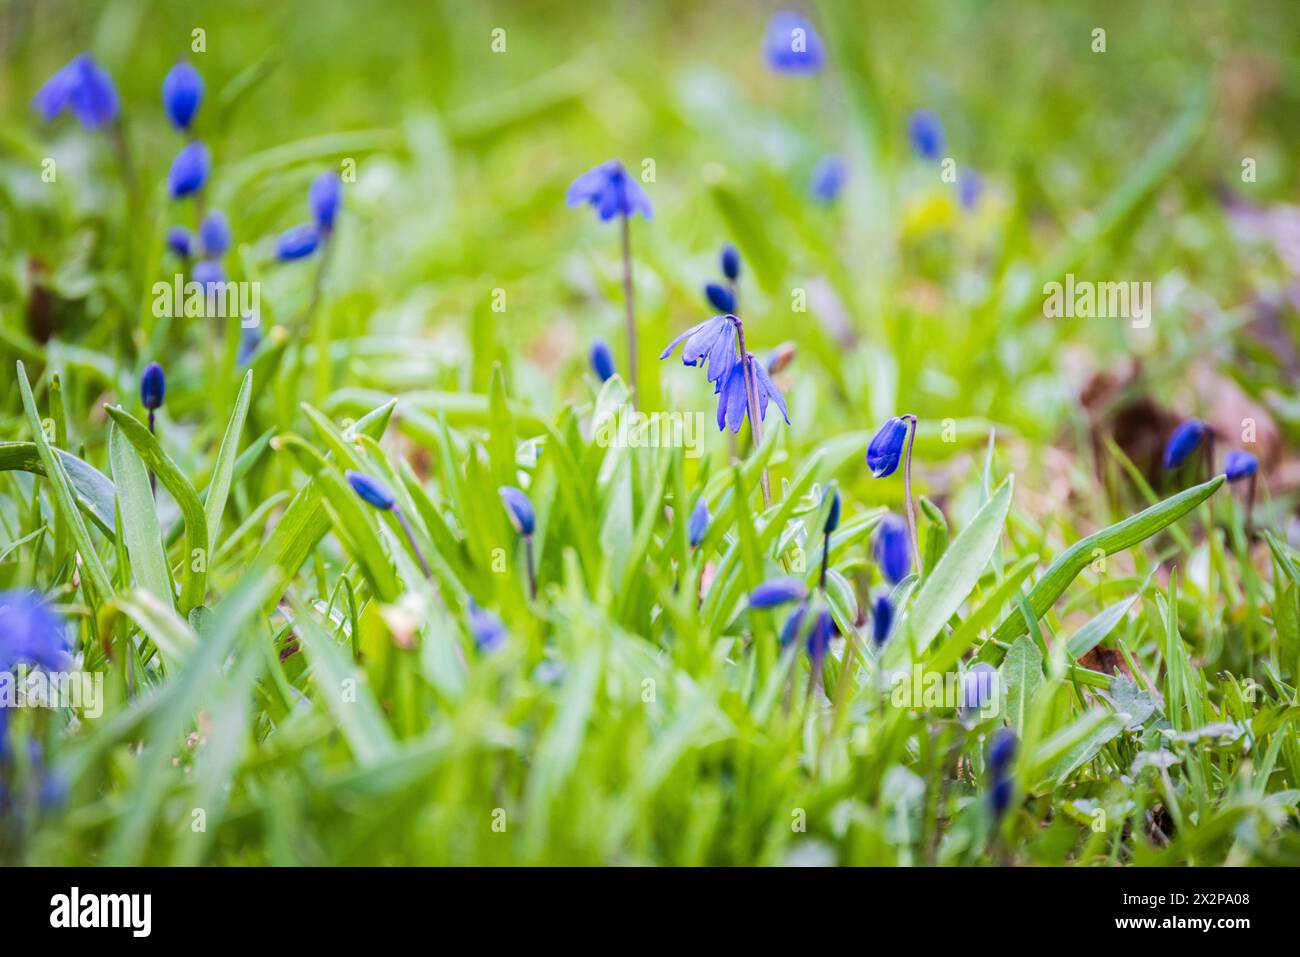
[1163,418,1260,521]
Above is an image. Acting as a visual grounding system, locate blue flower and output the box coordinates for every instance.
[866,415,908,477]
[705,282,735,314]
[908,110,945,161]
[823,488,841,534]
[238,326,261,365]
[810,154,846,204]
[33,54,119,129]
[167,141,210,198]
[192,259,224,291]
[660,314,737,388]
[166,226,194,259]
[467,600,507,652]
[721,244,741,282]
[688,498,710,548]
[1163,419,1206,469]
[140,362,165,410]
[806,609,836,663]
[990,776,1014,818]
[346,470,396,511]
[764,12,825,74]
[310,171,342,231]
[1224,449,1258,482]
[566,160,652,222]
[871,593,894,646]
[960,663,998,715]
[988,728,1017,774]
[199,211,230,258]
[715,358,791,434]
[276,223,320,261]
[875,514,910,584]
[499,486,536,537]
[749,577,808,609]
[0,590,70,672]
[958,169,983,210]
[779,603,808,648]
[590,339,616,382]
[162,61,203,131]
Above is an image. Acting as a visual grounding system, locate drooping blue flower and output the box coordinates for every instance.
[988,728,1017,774]
[467,600,506,652]
[705,282,735,314]
[688,498,710,548]
[140,362,165,410]
[0,590,70,672]
[346,470,396,511]
[566,160,652,222]
[192,259,224,291]
[167,141,210,198]
[866,416,908,478]
[715,358,791,434]
[33,54,119,129]
[199,211,230,258]
[871,593,894,646]
[779,603,808,649]
[276,223,320,261]
[806,609,836,663]
[960,663,998,716]
[1163,419,1206,469]
[989,775,1014,818]
[660,314,737,388]
[1224,449,1258,482]
[166,226,194,259]
[749,577,808,609]
[499,486,536,537]
[875,514,910,584]
[764,11,825,74]
[958,169,983,210]
[309,171,342,231]
[908,110,945,161]
[810,154,846,204]
[590,339,616,382]
[823,488,841,534]
[162,60,203,131]
[721,244,741,282]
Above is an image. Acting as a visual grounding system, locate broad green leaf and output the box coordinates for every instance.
[1065,592,1140,660]
[108,423,173,607]
[999,636,1043,735]
[204,369,253,552]
[0,441,117,538]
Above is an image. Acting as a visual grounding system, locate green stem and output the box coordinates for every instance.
[620,213,638,406]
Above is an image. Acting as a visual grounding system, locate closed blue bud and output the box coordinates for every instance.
[748,577,808,609]
[140,362,165,410]
[688,498,710,548]
[166,226,194,259]
[590,339,616,382]
[167,141,210,198]
[705,282,735,314]
[192,259,224,291]
[960,663,998,715]
[908,110,945,161]
[871,593,894,646]
[566,160,653,222]
[875,514,910,585]
[866,415,908,477]
[499,486,536,536]
[721,244,741,281]
[1162,419,1206,469]
[309,171,342,231]
[989,775,1014,818]
[764,11,825,74]
[958,169,983,210]
[779,603,808,648]
[199,211,230,258]
[467,600,507,652]
[810,154,846,204]
[33,54,119,129]
[988,728,1017,775]
[346,470,396,510]
[806,609,836,662]
[823,488,841,534]
[1224,449,1258,482]
[0,589,70,672]
[162,61,203,131]
[276,223,320,261]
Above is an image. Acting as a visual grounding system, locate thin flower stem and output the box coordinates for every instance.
[731,316,772,507]
[1246,471,1257,535]
[106,120,138,218]
[620,212,638,406]
[395,508,433,581]
[902,413,920,575]
[819,531,830,590]
[524,535,537,600]
[147,409,157,495]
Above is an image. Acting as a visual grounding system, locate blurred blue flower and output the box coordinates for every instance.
[688,498,710,548]
[467,600,506,652]
[988,728,1017,774]
[810,154,846,203]
[958,169,983,210]
[310,171,342,231]
[806,609,836,663]
[590,339,616,382]
[199,211,230,258]
[346,470,395,511]
[990,775,1014,818]
[1224,449,1258,482]
[1163,419,1206,469]
[866,415,908,478]
[764,11,825,74]
[960,662,998,715]
[499,486,536,537]
[721,244,741,281]
[566,160,652,222]
[192,259,224,291]
[875,514,910,584]
[779,603,808,648]
[33,54,119,129]
[162,60,203,131]
[749,577,808,609]
[276,223,320,261]
[871,593,894,646]
[705,282,735,314]
[140,362,165,411]
[0,590,70,672]
[166,226,194,259]
[167,141,210,198]
[908,110,945,161]
[238,326,261,365]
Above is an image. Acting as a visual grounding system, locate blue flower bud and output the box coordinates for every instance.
[499,486,536,536]
[199,211,230,258]
[988,728,1017,775]
[1224,449,1258,482]
[823,487,841,534]
[590,339,616,382]
[0,589,70,672]
[960,662,998,715]
[566,160,653,222]
[467,600,507,652]
[721,244,741,281]
[167,141,210,198]
[958,169,983,210]
[309,171,342,231]
[810,154,846,204]
[779,603,808,648]
[33,54,119,130]
[989,775,1014,818]
[1163,419,1206,469]
[806,609,836,662]
[875,514,910,585]
[192,259,224,290]
[162,61,203,131]
[140,362,165,410]
[346,470,395,511]
[764,11,825,74]
[908,110,945,161]
[688,498,710,548]
[166,226,194,259]
[748,577,808,609]
[276,223,320,261]
[866,416,909,477]
[705,282,735,314]
[871,593,894,646]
